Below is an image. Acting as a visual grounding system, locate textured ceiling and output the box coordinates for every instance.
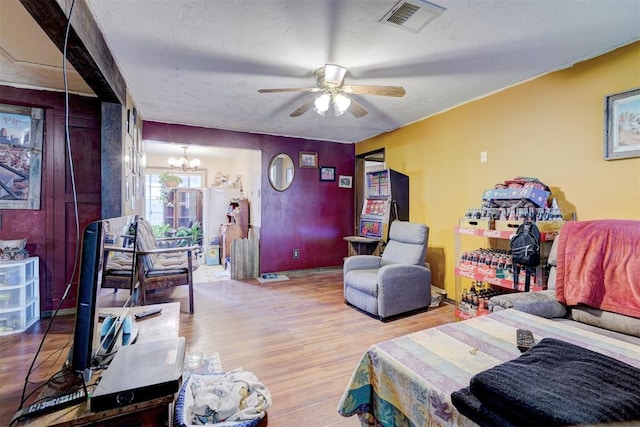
[2,0,639,144]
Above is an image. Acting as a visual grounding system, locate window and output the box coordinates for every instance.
[144,169,204,226]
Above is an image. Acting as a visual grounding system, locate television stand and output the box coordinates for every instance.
[93,315,140,369]
[17,302,180,427]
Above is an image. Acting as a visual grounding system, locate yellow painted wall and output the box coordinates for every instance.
[356,42,640,299]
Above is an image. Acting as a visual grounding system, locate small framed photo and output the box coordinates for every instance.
[299,151,318,168]
[320,166,336,182]
[338,175,353,188]
[126,108,135,136]
[604,88,640,160]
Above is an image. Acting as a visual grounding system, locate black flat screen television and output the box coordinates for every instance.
[71,215,138,380]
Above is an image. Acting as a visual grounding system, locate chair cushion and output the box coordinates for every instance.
[146,268,188,277]
[105,252,133,270]
[381,221,428,266]
[388,221,428,244]
[154,253,189,267]
[136,219,158,270]
[104,268,134,277]
[344,269,380,297]
[382,240,425,266]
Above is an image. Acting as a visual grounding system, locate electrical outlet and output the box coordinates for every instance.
[293,249,300,259]
[480,151,488,163]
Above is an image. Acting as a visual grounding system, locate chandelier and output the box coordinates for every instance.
[167,146,201,171]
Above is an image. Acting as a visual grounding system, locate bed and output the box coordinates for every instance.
[337,309,640,427]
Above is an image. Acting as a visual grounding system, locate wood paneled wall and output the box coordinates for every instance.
[0,86,102,313]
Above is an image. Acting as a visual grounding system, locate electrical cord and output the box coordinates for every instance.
[20,365,78,406]
[25,333,73,385]
[17,0,83,412]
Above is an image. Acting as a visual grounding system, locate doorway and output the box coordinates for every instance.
[142,141,261,248]
[354,148,385,235]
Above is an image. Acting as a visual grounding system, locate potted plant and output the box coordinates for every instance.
[176,221,203,247]
[158,172,182,205]
[159,171,182,187]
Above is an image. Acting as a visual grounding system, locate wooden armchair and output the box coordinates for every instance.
[102,218,198,314]
[102,221,138,292]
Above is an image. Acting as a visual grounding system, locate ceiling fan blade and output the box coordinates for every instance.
[258,87,321,94]
[290,97,317,117]
[347,98,368,118]
[342,85,406,97]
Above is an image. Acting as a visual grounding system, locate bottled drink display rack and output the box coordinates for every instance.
[454,226,557,320]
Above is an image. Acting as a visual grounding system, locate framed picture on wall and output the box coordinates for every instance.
[604,88,640,160]
[0,103,44,209]
[338,175,352,188]
[299,151,318,168]
[320,166,336,182]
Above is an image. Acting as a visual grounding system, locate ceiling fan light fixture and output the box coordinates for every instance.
[324,64,348,86]
[333,94,351,116]
[258,64,403,119]
[314,93,331,115]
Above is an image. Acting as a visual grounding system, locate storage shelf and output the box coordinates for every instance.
[164,189,202,233]
[454,267,545,292]
[454,226,558,241]
[454,226,552,312]
[0,257,39,335]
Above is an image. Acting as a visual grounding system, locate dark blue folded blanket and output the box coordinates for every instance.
[452,338,640,427]
[451,387,514,427]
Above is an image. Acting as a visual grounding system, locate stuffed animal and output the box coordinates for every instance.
[0,239,28,260]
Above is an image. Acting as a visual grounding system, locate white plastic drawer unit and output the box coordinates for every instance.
[0,287,22,309]
[0,257,40,335]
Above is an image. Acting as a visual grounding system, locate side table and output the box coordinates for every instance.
[18,303,180,427]
[343,236,381,256]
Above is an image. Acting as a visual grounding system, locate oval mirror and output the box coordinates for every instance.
[268,153,295,191]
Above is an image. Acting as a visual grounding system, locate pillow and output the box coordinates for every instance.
[489,290,567,318]
[547,234,559,266]
[569,305,640,338]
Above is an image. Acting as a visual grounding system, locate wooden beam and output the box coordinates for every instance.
[101,102,125,218]
[19,0,126,104]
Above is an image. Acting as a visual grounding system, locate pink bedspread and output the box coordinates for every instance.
[556,219,640,319]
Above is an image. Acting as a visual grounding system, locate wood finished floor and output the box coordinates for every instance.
[0,268,456,426]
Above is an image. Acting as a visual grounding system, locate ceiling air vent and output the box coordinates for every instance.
[380,0,446,33]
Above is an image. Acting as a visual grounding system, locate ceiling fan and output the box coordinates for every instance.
[257,64,406,118]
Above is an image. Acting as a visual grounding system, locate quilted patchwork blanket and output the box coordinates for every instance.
[337,309,640,427]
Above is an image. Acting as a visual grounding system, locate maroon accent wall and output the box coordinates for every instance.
[143,121,355,272]
[0,86,102,312]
